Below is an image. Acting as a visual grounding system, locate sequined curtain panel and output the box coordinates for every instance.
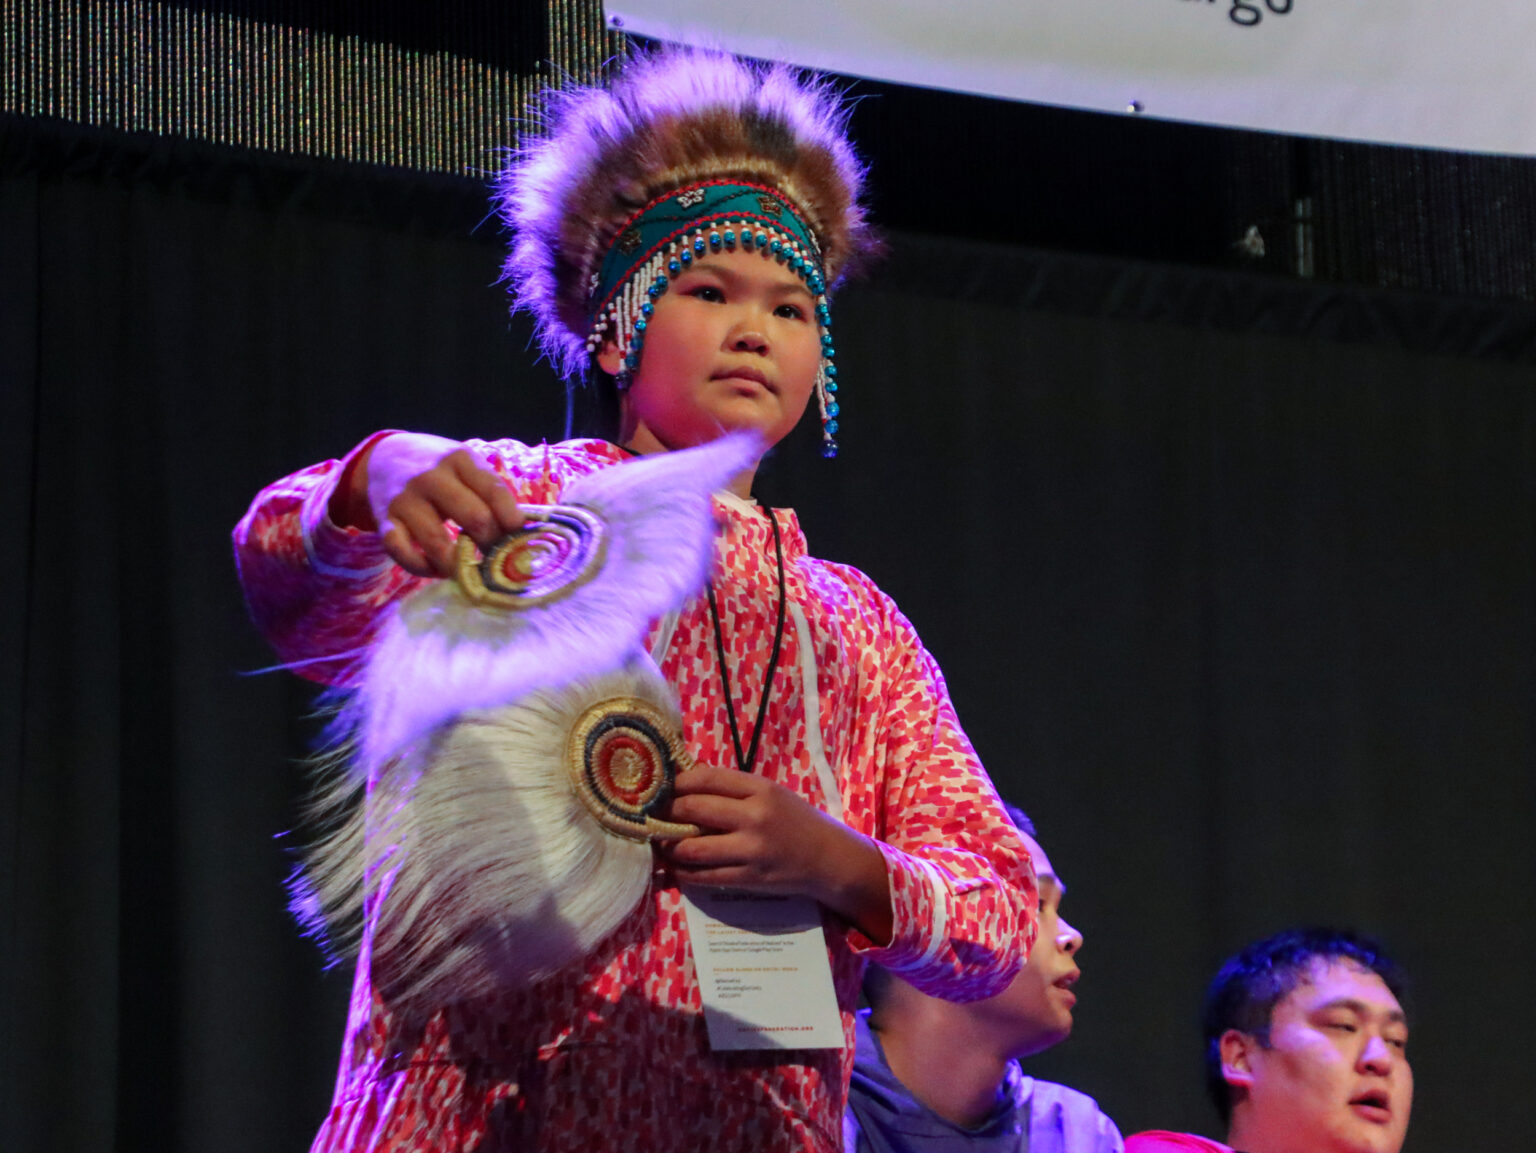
[5,2,1534,302]
[1,0,622,174]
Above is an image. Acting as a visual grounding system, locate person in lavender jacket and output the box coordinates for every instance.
[846,807,1122,1153]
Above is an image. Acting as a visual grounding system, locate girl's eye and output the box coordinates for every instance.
[774,303,806,320]
[688,285,725,303]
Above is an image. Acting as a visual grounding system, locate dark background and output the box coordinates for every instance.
[4,7,1535,1151]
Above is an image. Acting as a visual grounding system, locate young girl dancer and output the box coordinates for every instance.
[235,47,1035,1153]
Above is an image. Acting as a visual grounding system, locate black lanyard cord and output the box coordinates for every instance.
[705,508,788,775]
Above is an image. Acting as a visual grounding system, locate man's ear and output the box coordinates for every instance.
[596,340,622,377]
[1220,1029,1258,1091]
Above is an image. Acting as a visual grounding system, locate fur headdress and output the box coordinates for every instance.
[497,47,878,383]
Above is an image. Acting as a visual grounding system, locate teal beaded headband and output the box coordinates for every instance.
[584,179,842,457]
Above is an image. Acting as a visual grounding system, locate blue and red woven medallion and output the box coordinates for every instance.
[566,696,698,842]
[455,505,607,609]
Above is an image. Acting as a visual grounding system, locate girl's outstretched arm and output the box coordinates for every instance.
[233,432,581,683]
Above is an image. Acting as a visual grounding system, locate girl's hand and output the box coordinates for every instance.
[661,768,894,945]
[331,432,524,577]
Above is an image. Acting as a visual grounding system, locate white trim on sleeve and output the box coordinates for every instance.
[301,515,393,580]
[910,856,951,967]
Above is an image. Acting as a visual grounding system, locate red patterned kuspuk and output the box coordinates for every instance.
[233,437,1037,1152]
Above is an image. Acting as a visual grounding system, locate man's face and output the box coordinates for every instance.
[1226,958,1412,1153]
[988,833,1083,1057]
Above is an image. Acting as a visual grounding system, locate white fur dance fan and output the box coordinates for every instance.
[347,431,760,781]
[292,433,758,1012]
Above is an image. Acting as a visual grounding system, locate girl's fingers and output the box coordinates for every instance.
[665,793,757,833]
[390,464,507,570]
[365,433,465,530]
[452,454,524,537]
[380,524,435,577]
[389,500,459,576]
[665,829,755,869]
[425,479,503,549]
[671,767,761,798]
[367,439,520,570]
[666,770,775,832]
[666,863,755,889]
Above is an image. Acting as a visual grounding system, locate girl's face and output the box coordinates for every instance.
[601,248,823,456]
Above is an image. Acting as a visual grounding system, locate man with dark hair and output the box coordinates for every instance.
[1126,928,1412,1153]
[845,808,1122,1152]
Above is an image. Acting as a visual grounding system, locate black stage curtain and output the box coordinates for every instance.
[4,117,1533,1152]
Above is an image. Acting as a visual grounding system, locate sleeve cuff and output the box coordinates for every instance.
[843,840,946,967]
[300,433,397,580]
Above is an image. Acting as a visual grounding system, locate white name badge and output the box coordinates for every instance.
[681,888,845,1050]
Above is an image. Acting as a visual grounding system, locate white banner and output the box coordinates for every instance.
[606,1,1536,157]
